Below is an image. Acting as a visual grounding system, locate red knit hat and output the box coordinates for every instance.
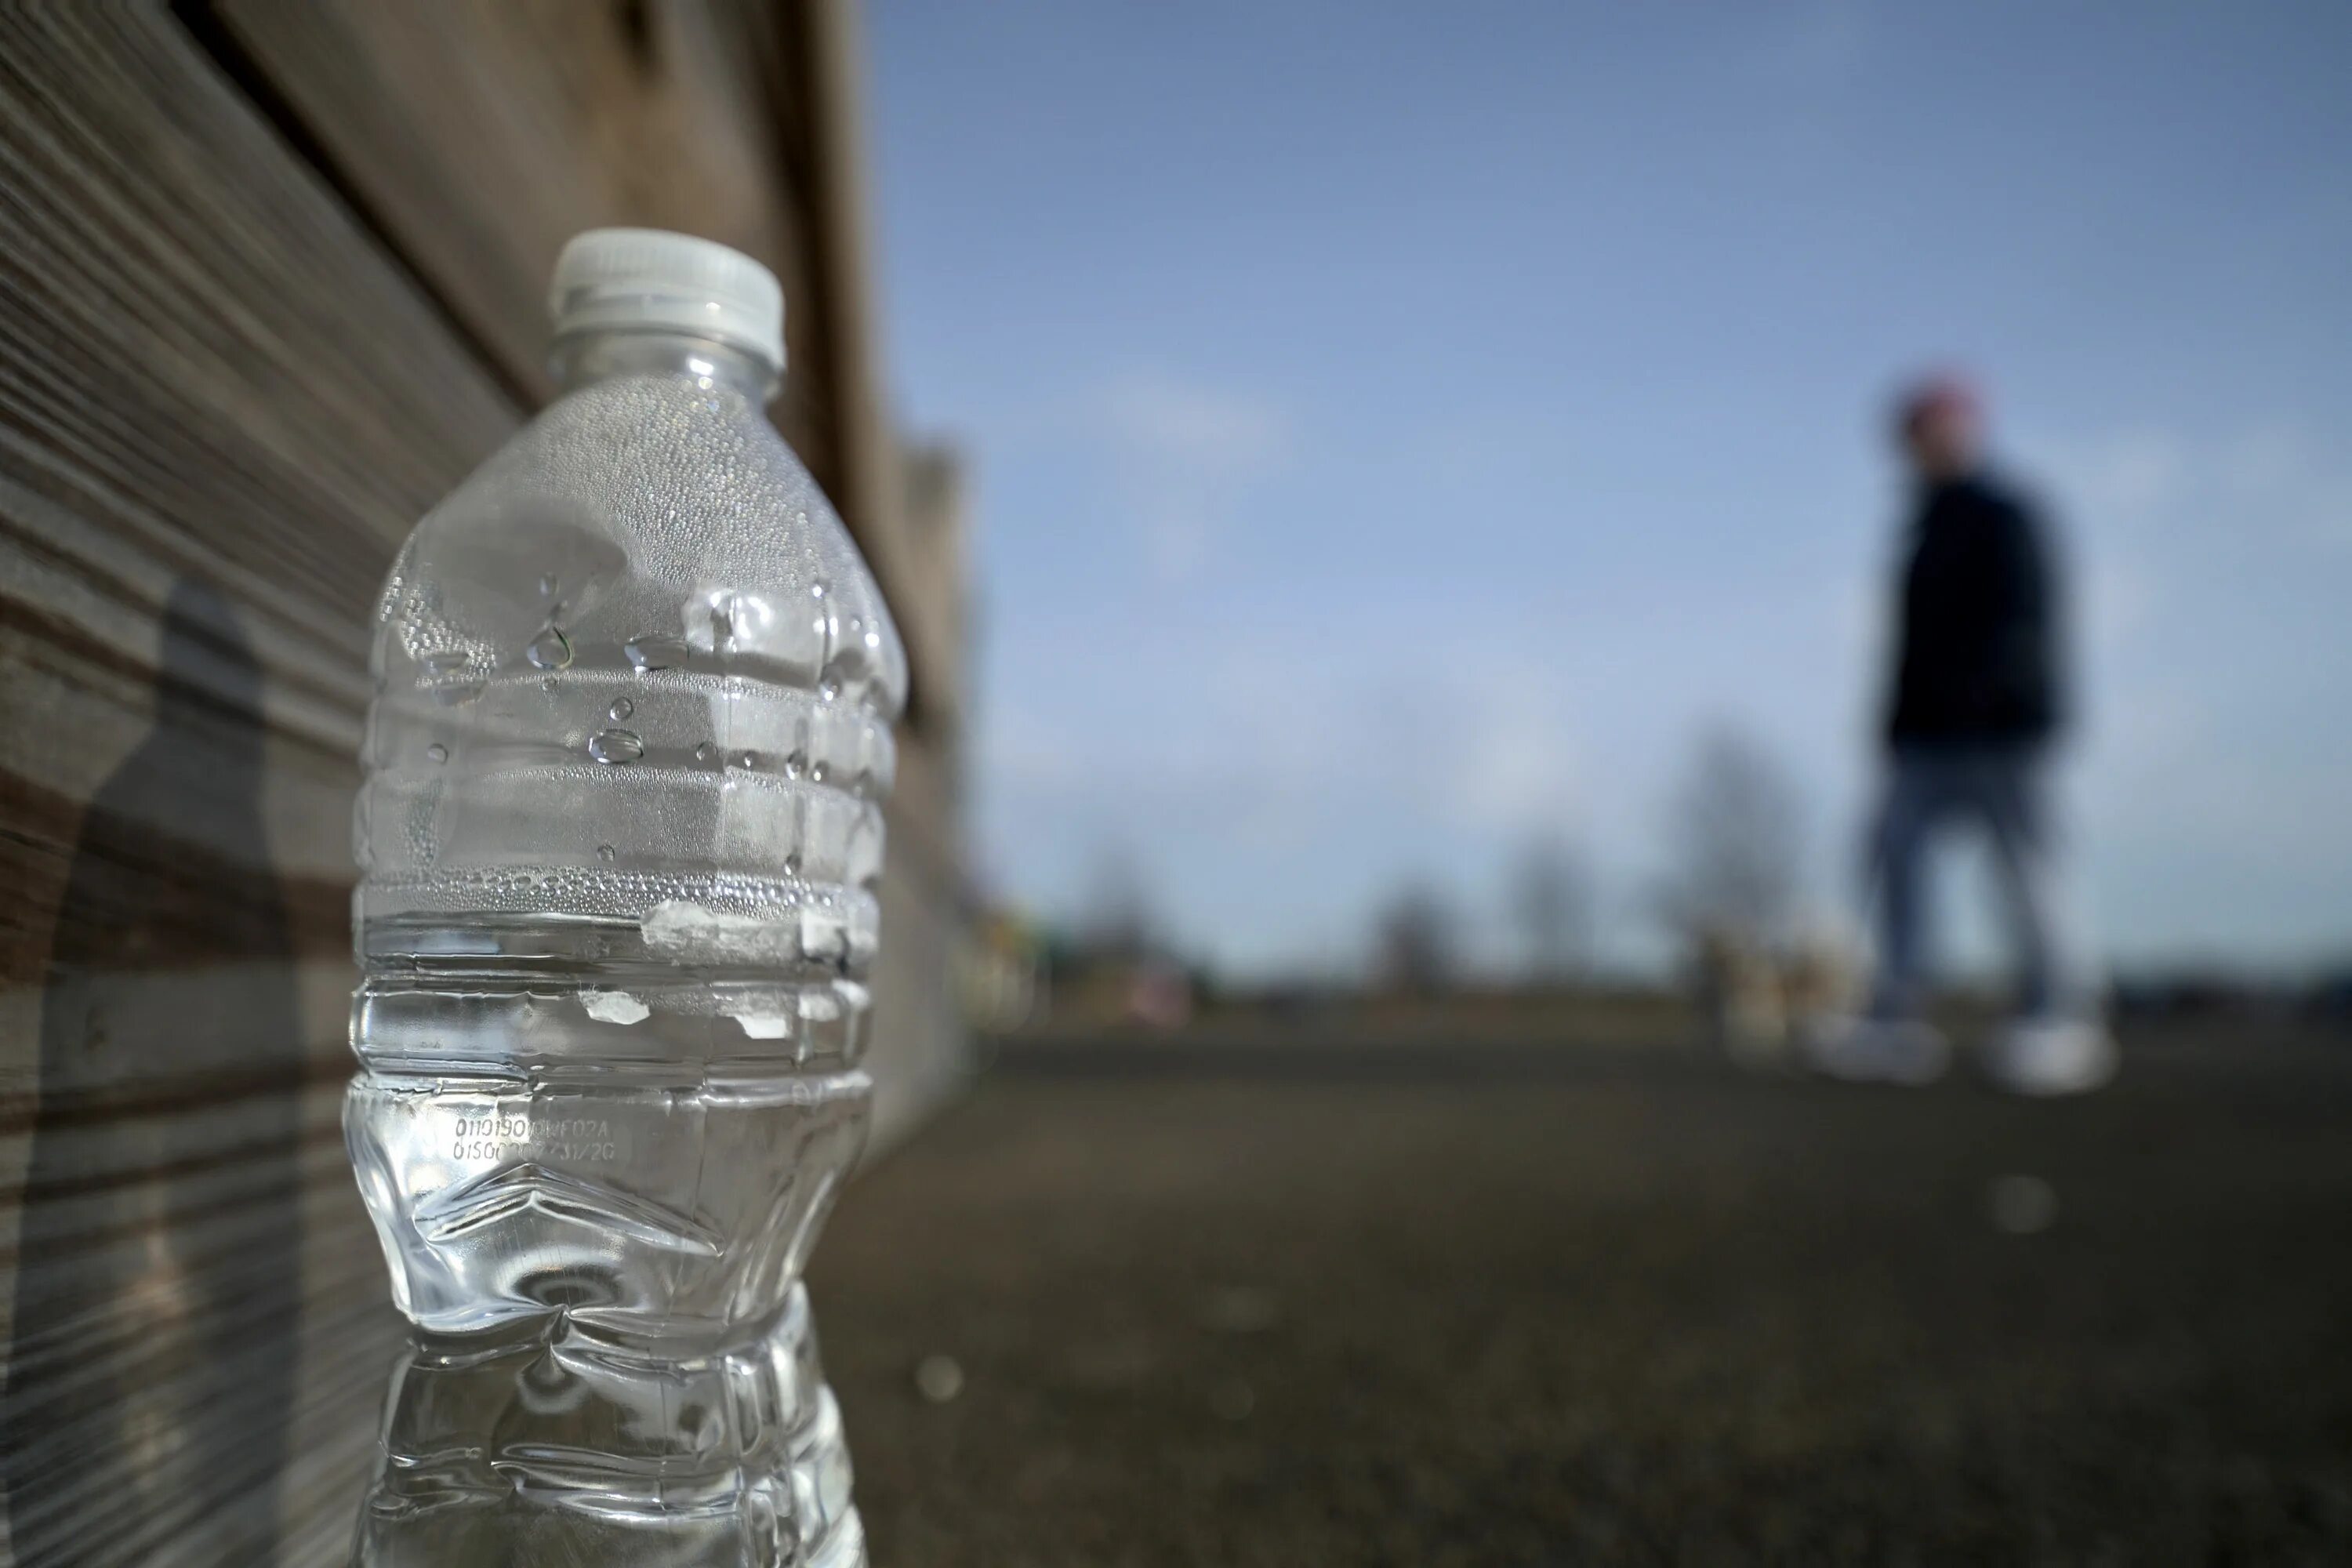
[1894,372,1982,441]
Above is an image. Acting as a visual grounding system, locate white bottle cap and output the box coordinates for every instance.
[547,228,786,374]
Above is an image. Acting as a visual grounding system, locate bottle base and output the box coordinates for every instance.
[350,1286,862,1568]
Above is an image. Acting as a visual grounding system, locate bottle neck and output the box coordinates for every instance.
[551,329,779,402]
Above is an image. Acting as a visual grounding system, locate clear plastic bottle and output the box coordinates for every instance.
[344,230,902,1566]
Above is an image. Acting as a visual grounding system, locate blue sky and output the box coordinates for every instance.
[863,0,2352,978]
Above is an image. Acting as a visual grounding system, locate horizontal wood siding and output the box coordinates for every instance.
[0,2,966,1559]
[212,0,959,730]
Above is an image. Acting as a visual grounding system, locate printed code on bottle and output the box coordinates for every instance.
[448,1116,618,1163]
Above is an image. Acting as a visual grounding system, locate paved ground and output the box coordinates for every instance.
[808,1025,2352,1566]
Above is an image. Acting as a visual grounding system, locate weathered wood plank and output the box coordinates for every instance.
[873,722,969,1149]
[204,0,808,409]
[209,0,962,731]
[0,5,519,1559]
[0,0,521,993]
[0,0,523,981]
[710,0,940,719]
[0,4,967,1559]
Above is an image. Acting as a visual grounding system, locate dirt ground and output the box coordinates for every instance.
[808,1024,2352,1566]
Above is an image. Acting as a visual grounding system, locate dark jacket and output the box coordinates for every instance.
[1885,472,2064,748]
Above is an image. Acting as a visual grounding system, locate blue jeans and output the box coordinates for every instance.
[1867,742,2092,1024]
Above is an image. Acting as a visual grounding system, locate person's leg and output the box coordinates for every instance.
[1809,750,1951,1083]
[1976,746,2115,1093]
[1976,747,2076,1022]
[1867,752,1944,1021]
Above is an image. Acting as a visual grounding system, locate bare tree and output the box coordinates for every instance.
[1512,834,1592,982]
[1080,844,1156,962]
[1655,724,1805,955]
[1371,881,1455,993]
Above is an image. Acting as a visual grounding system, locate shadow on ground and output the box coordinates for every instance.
[811,1024,2352,1566]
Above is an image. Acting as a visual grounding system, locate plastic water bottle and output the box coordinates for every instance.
[344,230,902,1566]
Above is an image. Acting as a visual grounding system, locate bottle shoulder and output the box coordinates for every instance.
[379,371,906,715]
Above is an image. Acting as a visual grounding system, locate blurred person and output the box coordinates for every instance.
[1810,375,2115,1094]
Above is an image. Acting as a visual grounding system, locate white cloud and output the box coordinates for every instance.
[2016,421,2352,962]
[1102,373,1290,467]
[2050,429,2187,523]
[1097,372,1292,585]
[2221,426,2352,546]
[2040,423,2352,545]
[1446,678,1585,837]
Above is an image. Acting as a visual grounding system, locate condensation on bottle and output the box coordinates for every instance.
[344,229,902,1567]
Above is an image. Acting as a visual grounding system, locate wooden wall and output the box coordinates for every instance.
[0,3,966,1560]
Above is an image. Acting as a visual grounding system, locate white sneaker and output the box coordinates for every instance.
[1985,1020,2118,1097]
[1803,1015,1951,1087]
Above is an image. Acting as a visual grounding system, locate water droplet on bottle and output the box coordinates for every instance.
[809,760,829,784]
[526,626,572,670]
[537,572,558,600]
[586,728,643,764]
[817,678,841,703]
[783,852,803,877]
[735,750,757,770]
[426,743,448,764]
[541,676,557,691]
[608,697,633,721]
[597,844,617,862]
[421,651,484,705]
[783,750,807,780]
[693,741,718,764]
[625,635,690,672]
[809,579,828,600]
